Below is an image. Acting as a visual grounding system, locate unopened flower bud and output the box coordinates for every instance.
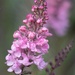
[39,6,43,10]
[45,16,49,20]
[38,27,48,33]
[23,19,28,24]
[26,14,34,22]
[13,31,20,38]
[26,14,33,19]
[34,0,37,3]
[19,25,26,32]
[32,5,38,12]
[28,17,34,22]
[37,19,42,24]
[44,2,47,6]
[28,32,35,39]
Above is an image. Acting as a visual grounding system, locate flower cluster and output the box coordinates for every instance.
[46,0,71,36]
[5,0,52,74]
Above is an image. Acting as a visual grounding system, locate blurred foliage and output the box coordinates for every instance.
[0,0,75,75]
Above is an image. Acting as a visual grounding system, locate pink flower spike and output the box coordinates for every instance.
[5,0,51,74]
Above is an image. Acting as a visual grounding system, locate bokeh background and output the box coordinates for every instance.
[0,0,75,75]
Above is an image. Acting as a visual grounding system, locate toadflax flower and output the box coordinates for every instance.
[5,0,52,74]
[46,0,71,36]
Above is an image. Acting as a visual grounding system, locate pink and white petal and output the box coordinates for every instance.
[5,54,10,60]
[38,61,47,70]
[41,43,49,53]
[6,61,14,66]
[14,51,21,58]
[22,57,29,66]
[14,67,22,74]
[11,44,16,51]
[21,44,27,49]
[8,50,14,54]
[7,67,13,72]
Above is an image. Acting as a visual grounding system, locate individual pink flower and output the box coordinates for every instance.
[35,37,49,54]
[33,55,47,70]
[7,62,22,74]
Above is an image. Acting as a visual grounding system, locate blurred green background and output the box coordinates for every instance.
[0,0,75,75]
